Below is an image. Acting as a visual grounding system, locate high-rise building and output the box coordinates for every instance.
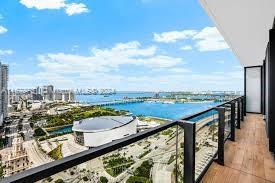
[41,85,54,101]
[0,62,8,125]
[54,89,75,102]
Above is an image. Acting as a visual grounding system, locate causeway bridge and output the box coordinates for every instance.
[93,99,145,106]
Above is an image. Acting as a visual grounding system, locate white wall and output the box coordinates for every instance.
[83,119,137,147]
[246,67,262,113]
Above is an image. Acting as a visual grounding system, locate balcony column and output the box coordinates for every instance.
[179,120,196,183]
[241,97,244,121]
[230,101,236,141]
[215,107,225,166]
[236,99,241,129]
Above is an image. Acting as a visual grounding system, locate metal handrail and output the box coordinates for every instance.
[0,96,244,183]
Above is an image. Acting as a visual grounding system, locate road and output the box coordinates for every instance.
[25,140,52,167]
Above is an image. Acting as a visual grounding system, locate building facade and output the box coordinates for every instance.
[72,116,137,147]
[0,63,8,125]
[2,136,31,176]
[54,90,75,102]
[41,85,54,101]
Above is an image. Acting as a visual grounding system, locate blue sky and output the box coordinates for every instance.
[0,0,243,91]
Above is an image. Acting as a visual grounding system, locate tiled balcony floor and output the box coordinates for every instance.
[202,114,275,183]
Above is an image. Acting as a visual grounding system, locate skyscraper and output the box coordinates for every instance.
[41,85,54,101]
[0,62,8,125]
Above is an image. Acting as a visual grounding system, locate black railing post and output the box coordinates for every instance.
[215,107,225,166]
[181,121,196,183]
[237,99,241,129]
[243,96,246,116]
[175,125,178,183]
[230,101,235,141]
[240,97,244,121]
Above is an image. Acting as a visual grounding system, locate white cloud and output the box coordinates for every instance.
[71,45,79,51]
[9,70,243,91]
[180,45,192,51]
[10,41,186,89]
[193,27,229,51]
[10,70,243,92]
[37,41,182,75]
[0,14,4,20]
[34,41,183,87]
[154,27,229,52]
[0,49,14,56]
[153,30,197,43]
[0,26,7,34]
[19,0,89,16]
[168,68,191,73]
[19,0,66,9]
[9,40,242,91]
[65,3,89,16]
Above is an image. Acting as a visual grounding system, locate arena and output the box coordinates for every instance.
[72,116,137,147]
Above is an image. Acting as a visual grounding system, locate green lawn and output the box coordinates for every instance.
[44,106,126,128]
[48,144,63,160]
[103,154,135,177]
[126,159,153,183]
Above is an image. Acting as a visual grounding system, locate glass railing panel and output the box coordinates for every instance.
[188,109,218,181]
[33,125,182,183]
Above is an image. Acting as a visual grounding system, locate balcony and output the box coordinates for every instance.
[0,96,248,183]
[0,95,274,183]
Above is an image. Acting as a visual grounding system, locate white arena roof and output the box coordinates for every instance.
[72,116,135,133]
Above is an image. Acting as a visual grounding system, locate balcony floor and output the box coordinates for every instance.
[202,114,275,183]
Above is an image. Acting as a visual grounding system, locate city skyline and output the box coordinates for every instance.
[0,0,243,91]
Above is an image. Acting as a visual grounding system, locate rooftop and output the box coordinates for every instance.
[72,116,135,133]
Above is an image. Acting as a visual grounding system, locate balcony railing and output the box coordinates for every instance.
[0,96,245,183]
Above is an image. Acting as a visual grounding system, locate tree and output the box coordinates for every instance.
[82,176,89,181]
[0,163,4,178]
[30,122,34,129]
[5,127,10,134]
[46,176,53,182]
[19,132,25,140]
[54,179,64,183]
[34,127,46,137]
[17,124,23,131]
[0,137,5,149]
[100,176,108,183]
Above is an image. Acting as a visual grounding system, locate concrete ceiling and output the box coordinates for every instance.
[199,0,275,66]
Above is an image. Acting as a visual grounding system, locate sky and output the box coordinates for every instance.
[0,0,243,91]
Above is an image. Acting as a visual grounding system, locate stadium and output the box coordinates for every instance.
[72,116,137,147]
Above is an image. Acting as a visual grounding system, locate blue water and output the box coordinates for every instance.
[76,93,219,120]
[48,93,220,134]
[106,101,218,120]
[48,125,73,135]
